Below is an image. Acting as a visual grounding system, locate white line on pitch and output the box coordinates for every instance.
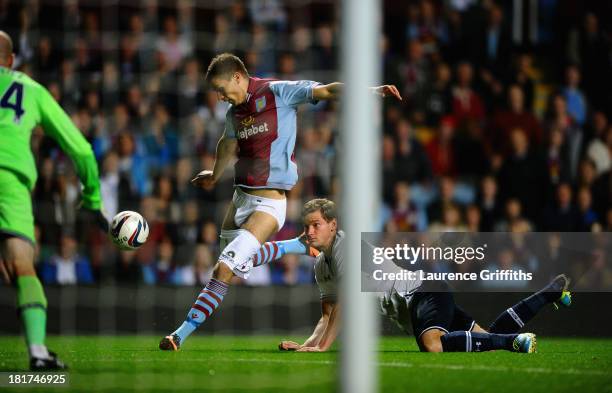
[84,357,609,377]
[227,358,609,377]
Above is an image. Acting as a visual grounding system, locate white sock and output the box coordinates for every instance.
[29,344,49,359]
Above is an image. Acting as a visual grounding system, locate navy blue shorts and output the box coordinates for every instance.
[411,281,476,339]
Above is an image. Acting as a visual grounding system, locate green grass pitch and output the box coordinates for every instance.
[0,336,610,392]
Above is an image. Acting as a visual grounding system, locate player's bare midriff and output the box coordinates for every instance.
[239,187,286,200]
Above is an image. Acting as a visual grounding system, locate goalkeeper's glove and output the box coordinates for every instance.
[79,205,110,234]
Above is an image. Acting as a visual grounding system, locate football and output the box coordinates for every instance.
[110,211,149,250]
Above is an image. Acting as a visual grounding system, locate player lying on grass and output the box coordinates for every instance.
[0,31,108,370]
[237,198,572,353]
[160,53,401,351]
[378,274,571,353]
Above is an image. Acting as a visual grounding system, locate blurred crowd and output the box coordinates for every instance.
[1,0,610,288]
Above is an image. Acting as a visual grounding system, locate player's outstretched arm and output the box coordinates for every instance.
[312,83,402,101]
[279,300,339,352]
[191,132,237,188]
[297,301,339,352]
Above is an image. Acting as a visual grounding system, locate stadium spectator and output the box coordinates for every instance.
[170,200,200,266]
[476,175,501,231]
[249,0,287,32]
[562,65,587,127]
[465,204,482,232]
[482,249,529,289]
[381,134,399,205]
[389,182,419,232]
[189,243,216,286]
[177,58,202,118]
[33,36,58,85]
[428,203,466,232]
[143,103,179,172]
[39,234,94,285]
[116,132,149,199]
[156,15,192,72]
[541,183,581,232]
[394,118,432,184]
[494,198,529,232]
[474,4,512,74]
[142,236,175,285]
[451,61,485,126]
[114,249,142,283]
[425,116,457,177]
[406,0,448,56]
[398,39,430,110]
[576,159,599,196]
[545,93,584,180]
[543,127,572,202]
[508,53,536,112]
[489,85,542,155]
[427,176,461,225]
[585,114,611,176]
[567,12,611,111]
[576,186,599,232]
[498,128,547,221]
[420,62,452,126]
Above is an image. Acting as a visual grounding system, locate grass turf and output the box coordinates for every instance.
[0,336,610,392]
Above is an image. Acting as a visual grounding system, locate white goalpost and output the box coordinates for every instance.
[340,0,381,392]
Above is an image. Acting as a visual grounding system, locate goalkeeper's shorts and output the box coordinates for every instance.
[0,169,35,244]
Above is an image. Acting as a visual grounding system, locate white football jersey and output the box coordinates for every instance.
[314,230,345,302]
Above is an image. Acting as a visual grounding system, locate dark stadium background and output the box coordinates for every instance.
[0,0,610,337]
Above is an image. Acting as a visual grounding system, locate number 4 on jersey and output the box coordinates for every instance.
[1,82,25,123]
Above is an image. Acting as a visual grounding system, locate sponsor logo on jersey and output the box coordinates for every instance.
[241,116,255,127]
[255,96,266,112]
[238,122,270,140]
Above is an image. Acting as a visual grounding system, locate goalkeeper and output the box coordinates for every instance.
[0,31,107,370]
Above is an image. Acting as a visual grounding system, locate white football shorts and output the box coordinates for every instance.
[232,187,286,230]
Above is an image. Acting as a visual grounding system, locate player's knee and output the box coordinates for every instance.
[422,340,443,353]
[218,229,261,278]
[212,262,234,283]
[3,238,35,277]
[14,263,36,277]
[219,229,241,251]
[471,323,488,333]
[419,330,444,353]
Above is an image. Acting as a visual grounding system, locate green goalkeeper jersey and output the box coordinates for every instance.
[0,66,101,210]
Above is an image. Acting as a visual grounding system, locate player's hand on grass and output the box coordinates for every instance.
[191,170,216,189]
[279,341,301,351]
[372,85,402,100]
[296,346,324,352]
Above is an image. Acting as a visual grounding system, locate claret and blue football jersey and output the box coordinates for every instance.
[224,77,320,190]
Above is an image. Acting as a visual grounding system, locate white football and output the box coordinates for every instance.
[110,211,149,250]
